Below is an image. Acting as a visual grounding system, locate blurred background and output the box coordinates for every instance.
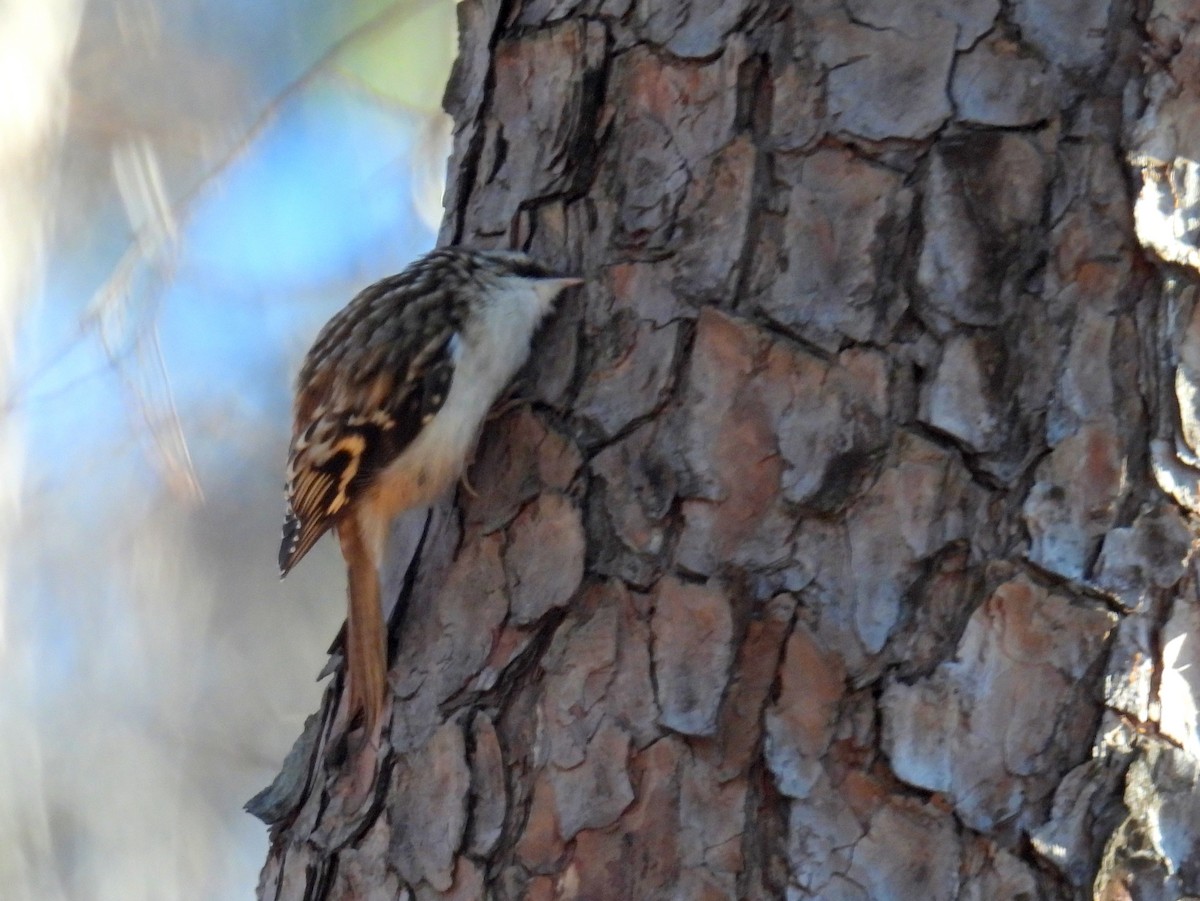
[1,0,455,896]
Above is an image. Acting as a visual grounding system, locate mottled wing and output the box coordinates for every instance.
[280,267,468,578]
[279,330,457,575]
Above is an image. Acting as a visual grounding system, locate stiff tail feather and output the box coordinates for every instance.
[336,514,388,732]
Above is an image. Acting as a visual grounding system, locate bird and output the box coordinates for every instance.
[279,247,582,736]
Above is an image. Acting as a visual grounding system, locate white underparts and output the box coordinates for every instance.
[358,277,560,563]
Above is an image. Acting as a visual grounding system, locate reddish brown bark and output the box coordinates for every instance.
[255,1,1200,898]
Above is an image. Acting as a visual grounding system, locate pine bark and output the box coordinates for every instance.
[255,1,1200,898]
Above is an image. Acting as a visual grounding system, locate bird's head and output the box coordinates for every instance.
[472,250,583,314]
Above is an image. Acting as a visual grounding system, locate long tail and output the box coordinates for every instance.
[336,513,387,732]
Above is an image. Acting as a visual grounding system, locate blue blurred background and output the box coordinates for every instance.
[2,0,455,896]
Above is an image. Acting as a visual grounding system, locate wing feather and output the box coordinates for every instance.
[278,326,459,575]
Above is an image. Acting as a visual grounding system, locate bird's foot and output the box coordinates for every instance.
[487,387,533,422]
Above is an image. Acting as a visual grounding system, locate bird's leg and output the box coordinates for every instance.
[487,377,534,421]
[460,381,538,499]
[459,465,482,499]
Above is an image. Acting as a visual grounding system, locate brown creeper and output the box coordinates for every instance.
[279,247,581,733]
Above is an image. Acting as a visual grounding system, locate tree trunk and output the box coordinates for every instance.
[254,1,1200,898]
